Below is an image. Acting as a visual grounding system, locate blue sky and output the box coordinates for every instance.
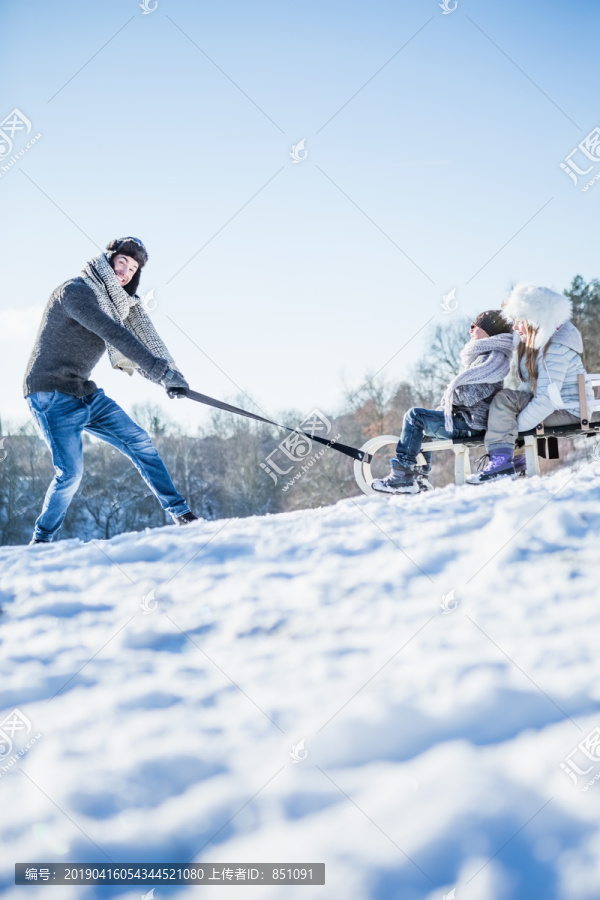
[1,0,599,431]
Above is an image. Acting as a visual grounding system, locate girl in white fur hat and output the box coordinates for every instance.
[467,282,593,483]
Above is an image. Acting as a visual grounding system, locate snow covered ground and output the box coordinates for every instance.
[1,459,600,900]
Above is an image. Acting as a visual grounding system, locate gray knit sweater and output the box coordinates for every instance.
[437,333,515,433]
[451,380,502,432]
[23,278,169,398]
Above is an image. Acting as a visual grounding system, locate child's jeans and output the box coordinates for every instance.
[396,407,474,474]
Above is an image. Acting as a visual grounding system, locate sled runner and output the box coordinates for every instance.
[353,373,600,496]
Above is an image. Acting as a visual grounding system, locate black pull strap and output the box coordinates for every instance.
[184,389,372,463]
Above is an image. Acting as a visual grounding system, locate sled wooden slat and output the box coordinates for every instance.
[578,373,590,430]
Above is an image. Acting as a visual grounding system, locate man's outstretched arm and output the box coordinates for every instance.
[62,282,169,382]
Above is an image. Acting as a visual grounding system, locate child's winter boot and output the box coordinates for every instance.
[372,458,419,494]
[466,449,515,484]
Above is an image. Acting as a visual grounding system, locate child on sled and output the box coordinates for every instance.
[466,283,593,483]
[373,310,514,494]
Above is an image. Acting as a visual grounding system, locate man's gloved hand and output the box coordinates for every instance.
[163,368,189,399]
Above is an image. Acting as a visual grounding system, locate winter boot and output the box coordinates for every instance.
[415,474,434,492]
[413,465,434,492]
[174,511,199,526]
[466,449,516,485]
[372,458,419,495]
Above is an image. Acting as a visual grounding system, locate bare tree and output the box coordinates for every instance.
[131,401,175,439]
[411,320,468,407]
[564,275,600,372]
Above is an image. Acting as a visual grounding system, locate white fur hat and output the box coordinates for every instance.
[501,283,572,349]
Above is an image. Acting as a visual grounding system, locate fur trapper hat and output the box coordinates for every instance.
[501,283,572,349]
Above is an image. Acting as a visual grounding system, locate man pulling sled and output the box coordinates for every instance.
[23,237,198,545]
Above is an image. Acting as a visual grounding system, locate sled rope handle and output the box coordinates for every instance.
[183,388,373,463]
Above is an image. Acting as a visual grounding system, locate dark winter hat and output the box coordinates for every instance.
[106,236,148,268]
[106,237,148,295]
[472,309,512,337]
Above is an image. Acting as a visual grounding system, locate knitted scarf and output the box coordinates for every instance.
[80,253,176,376]
[440,333,515,431]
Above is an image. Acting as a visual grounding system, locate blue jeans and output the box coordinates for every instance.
[396,407,473,473]
[26,388,190,542]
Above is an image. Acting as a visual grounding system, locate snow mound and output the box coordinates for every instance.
[1,463,600,900]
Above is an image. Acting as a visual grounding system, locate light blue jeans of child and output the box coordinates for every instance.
[396,407,474,473]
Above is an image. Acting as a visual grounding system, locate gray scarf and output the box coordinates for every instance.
[80,253,176,376]
[440,333,514,431]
